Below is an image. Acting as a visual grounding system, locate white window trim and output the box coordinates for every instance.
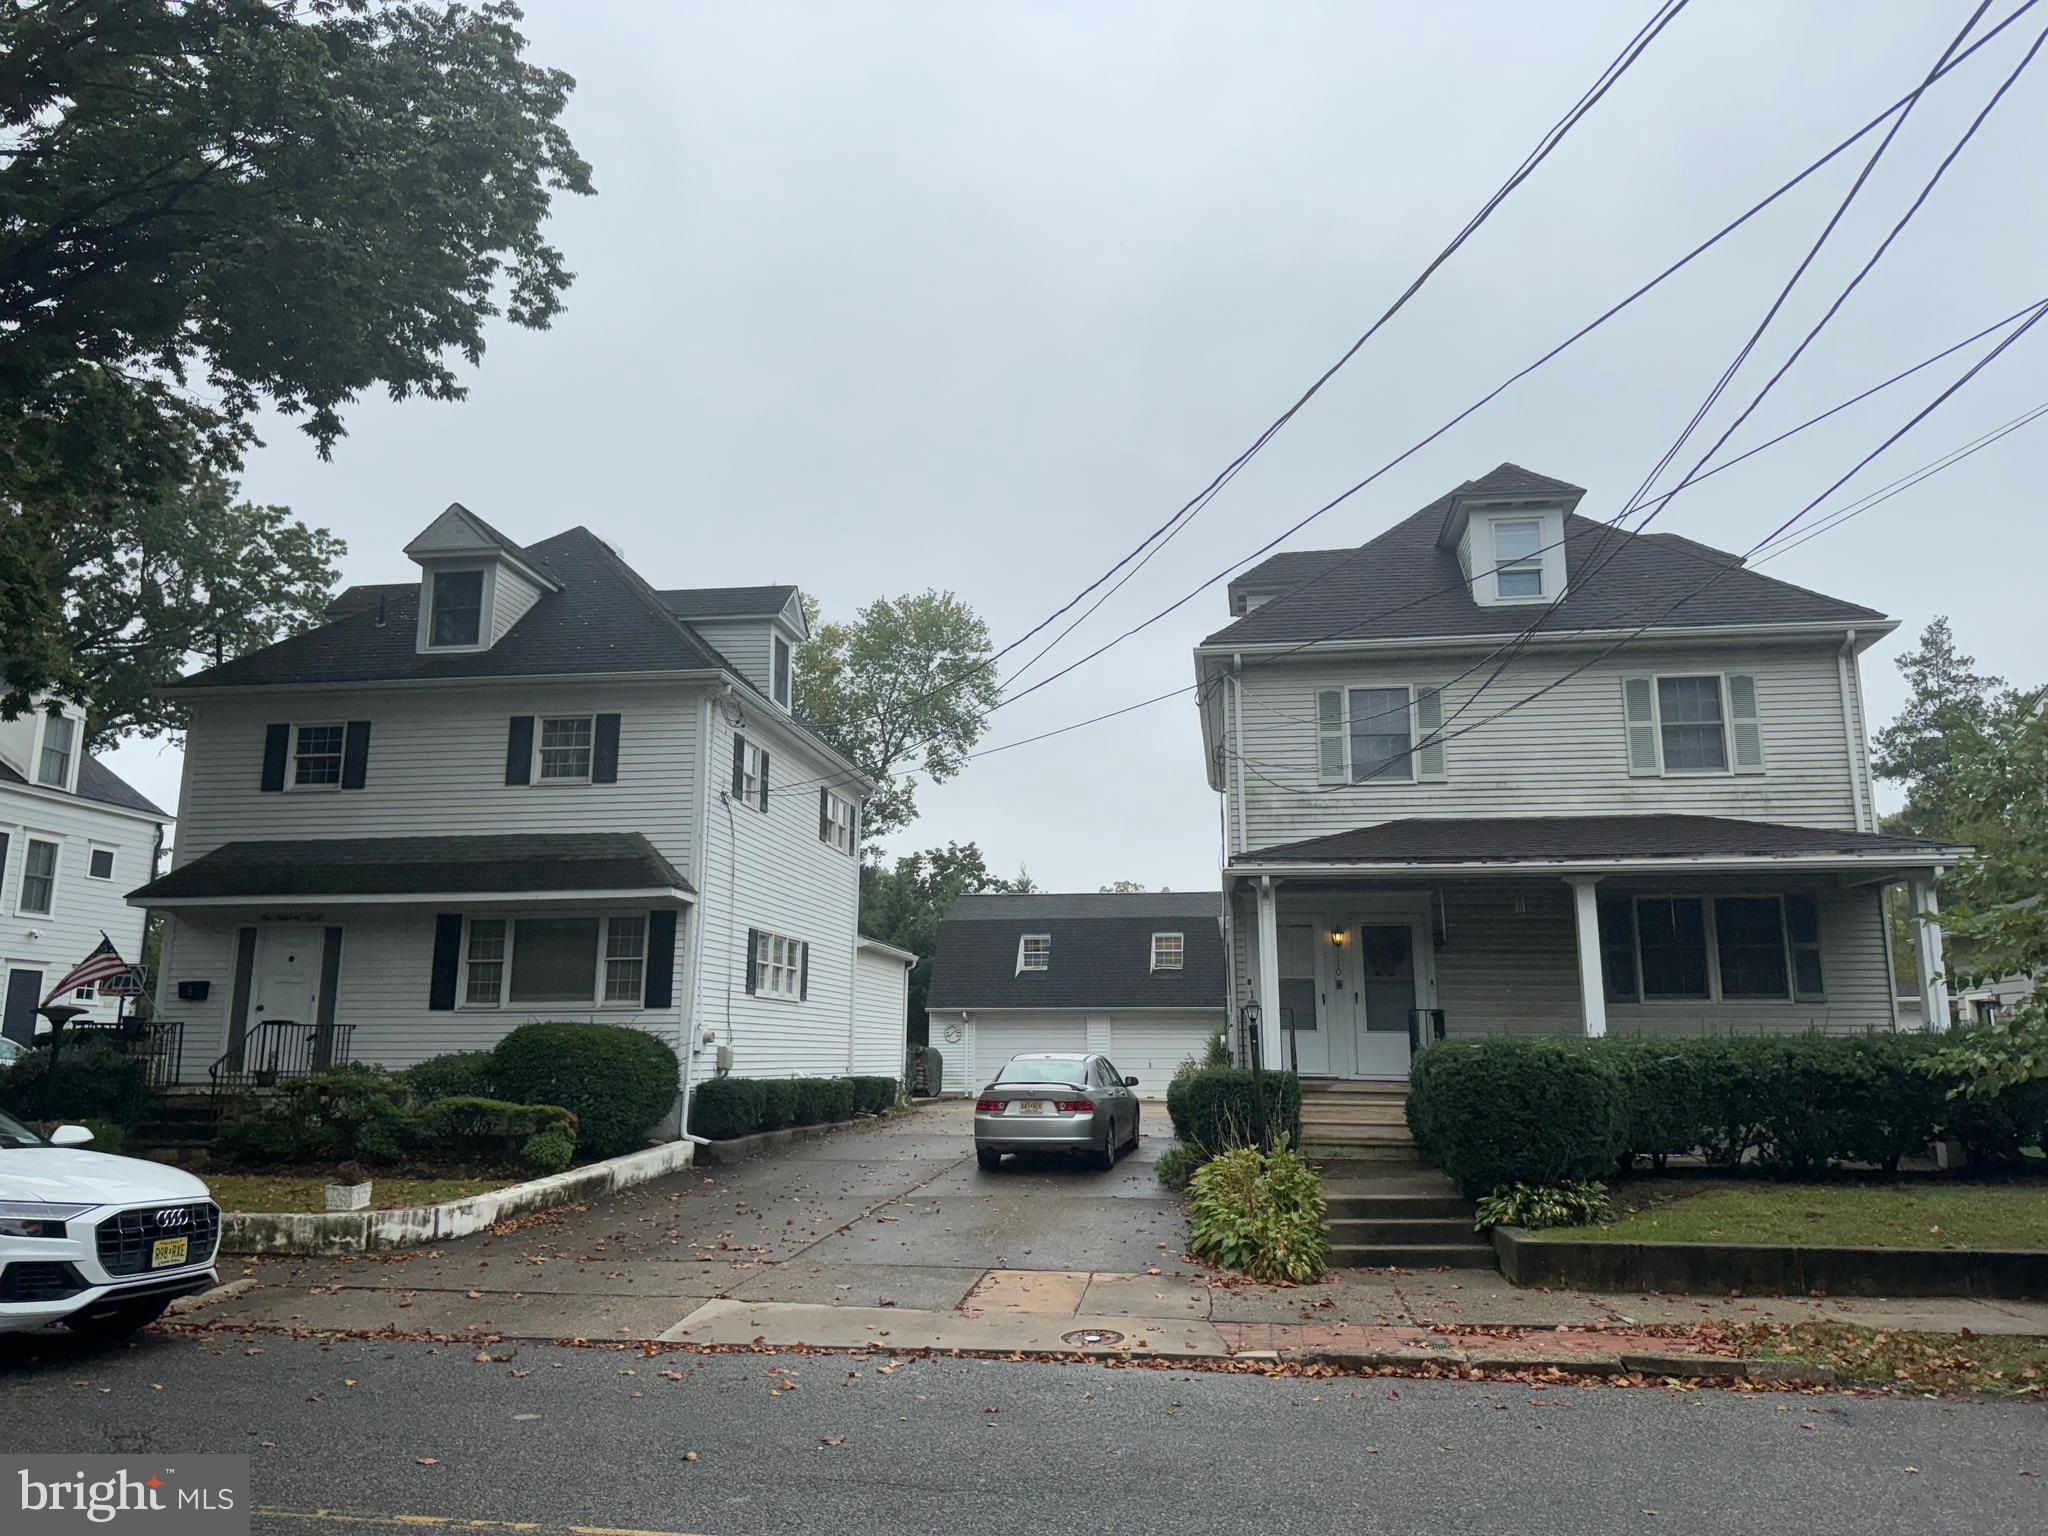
[532,713,597,785]
[1609,892,1822,1006]
[86,843,117,881]
[772,634,793,709]
[1016,933,1051,973]
[737,740,767,812]
[1490,516,1547,604]
[1150,932,1185,971]
[1314,683,1448,786]
[16,831,60,918]
[456,912,649,1011]
[287,721,349,792]
[31,711,81,794]
[418,564,495,654]
[822,791,856,854]
[1629,672,1766,779]
[754,929,805,1001]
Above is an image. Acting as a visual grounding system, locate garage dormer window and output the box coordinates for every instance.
[1151,932,1185,971]
[1017,934,1051,973]
[427,568,485,648]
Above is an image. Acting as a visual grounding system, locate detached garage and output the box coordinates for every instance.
[925,891,1227,1098]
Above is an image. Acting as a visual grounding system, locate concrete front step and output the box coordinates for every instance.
[1298,1142,1421,1162]
[1329,1242,1499,1269]
[1301,1110,1411,1130]
[1328,1217,1477,1245]
[1326,1193,1472,1221]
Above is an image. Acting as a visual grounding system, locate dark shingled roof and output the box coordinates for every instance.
[1205,465,1883,647]
[926,891,1225,1012]
[1,755,167,819]
[655,585,799,620]
[132,833,692,902]
[1244,815,1957,866]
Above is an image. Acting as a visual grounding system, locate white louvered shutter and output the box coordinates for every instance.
[1623,676,1661,776]
[1727,673,1764,772]
[1316,689,1348,782]
[1414,685,1447,781]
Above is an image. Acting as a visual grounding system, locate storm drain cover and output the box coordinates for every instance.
[1062,1328,1125,1348]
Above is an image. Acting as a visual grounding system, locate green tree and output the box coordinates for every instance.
[2,0,592,723]
[1099,880,1155,893]
[860,842,1033,1043]
[1872,616,2006,838]
[795,591,999,838]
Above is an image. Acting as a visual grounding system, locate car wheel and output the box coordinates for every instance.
[1124,1114,1141,1153]
[63,1298,170,1339]
[976,1147,1002,1172]
[1093,1133,1116,1172]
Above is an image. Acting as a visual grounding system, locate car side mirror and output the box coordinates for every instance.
[49,1124,94,1147]
[1123,1076,1139,1087]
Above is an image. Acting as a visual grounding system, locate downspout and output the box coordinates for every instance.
[674,688,722,1147]
[1229,655,1248,857]
[1837,629,1868,833]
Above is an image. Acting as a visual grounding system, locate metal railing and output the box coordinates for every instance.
[209,1019,354,1096]
[53,1018,186,1089]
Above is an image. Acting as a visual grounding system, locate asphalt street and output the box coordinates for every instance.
[2,1327,2042,1536]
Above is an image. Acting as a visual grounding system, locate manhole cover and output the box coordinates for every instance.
[1061,1328,1125,1348]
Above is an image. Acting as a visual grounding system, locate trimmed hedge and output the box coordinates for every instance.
[490,1022,679,1159]
[0,1042,153,1128]
[403,1050,497,1105]
[216,1065,419,1167]
[1165,1068,1302,1155]
[688,1072,901,1139]
[1409,1032,2048,1198]
[418,1097,579,1175]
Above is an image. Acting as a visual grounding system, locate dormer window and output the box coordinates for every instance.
[1493,519,1544,599]
[35,713,76,789]
[773,634,792,708]
[427,569,484,648]
[1152,933,1185,971]
[1017,934,1051,972]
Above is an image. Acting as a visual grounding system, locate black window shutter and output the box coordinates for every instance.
[341,720,372,789]
[819,787,830,842]
[758,751,770,812]
[744,928,761,995]
[505,716,534,785]
[644,910,677,1009]
[732,734,746,798]
[429,914,464,1010]
[260,723,290,792]
[799,941,809,1001]
[593,713,621,784]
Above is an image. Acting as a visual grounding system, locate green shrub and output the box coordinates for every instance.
[215,1065,419,1167]
[757,1078,799,1131]
[815,1077,856,1123]
[1171,1030,1233,1086]
[418,1096,577,1168]
[0,1043,153,1128]
[850,1075,900,1116]
[522,1124,576,1176]
[1407,1040,1625,1200]
[1186,1142,1328,1283]
[1945,1076,2048,1163]
[1166,1068,1302,1154]
[1474,1180,1614,1232]
[489,1022,679,1159]
[1601,1038,1704,1167]
[403,1050,497,1105]
[1153,1142,1203,1191]
[691,1077,765,1140]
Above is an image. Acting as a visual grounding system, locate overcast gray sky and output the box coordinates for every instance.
[106,0,2048,890]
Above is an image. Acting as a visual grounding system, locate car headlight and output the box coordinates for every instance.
[0,1201,94,1238]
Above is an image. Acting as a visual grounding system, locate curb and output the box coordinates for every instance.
[217,1139,696,1256]
[1295,1344,1829,1384]
[693,1109,900,1165]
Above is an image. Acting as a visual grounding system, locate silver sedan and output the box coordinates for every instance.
[973,1052,1140,1171]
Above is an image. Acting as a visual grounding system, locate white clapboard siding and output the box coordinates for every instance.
[688,621,775,697]
[0,784,162,1026]
[1230,640,1867,852]
[852,947,910,1078]
[175,681,700,873]
[693,705,865,1078]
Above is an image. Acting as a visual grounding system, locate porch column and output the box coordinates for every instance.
[1566,876,1607,1039]
[1254,876,1284,1070]
[1908,872,1951,1032]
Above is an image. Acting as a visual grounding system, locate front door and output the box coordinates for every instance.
[2,968,42,1046]
[1277,922,1328,1075]
[251,925,322,1034]
[1352,923,1416,1078]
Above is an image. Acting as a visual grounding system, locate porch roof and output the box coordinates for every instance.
[129,833,695,908]
[1237,814,1962,874]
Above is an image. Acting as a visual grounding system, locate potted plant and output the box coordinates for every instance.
[325,1160,373,1212]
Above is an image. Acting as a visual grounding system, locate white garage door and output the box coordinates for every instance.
[1108,1014,1226,1098]
[972,1015,1087,1085]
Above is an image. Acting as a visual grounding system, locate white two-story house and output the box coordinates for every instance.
[1196,464,1963,1105]
[131,505,911,1129]
[1,698,167,1046]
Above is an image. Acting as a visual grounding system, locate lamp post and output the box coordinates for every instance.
[1239,997,1266,1147]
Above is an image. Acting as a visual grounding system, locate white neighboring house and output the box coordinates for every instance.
[130,504,906,1133]
[924,892,1228,1099]
[0,698,168,1044]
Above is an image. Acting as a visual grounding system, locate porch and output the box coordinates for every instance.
[1231,814,1966,1089]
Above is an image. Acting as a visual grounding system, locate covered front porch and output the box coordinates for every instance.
[1231,814,1966,1082]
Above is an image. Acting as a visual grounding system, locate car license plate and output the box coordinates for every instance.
[1016,1099,1047,1115]
[151,1236,188,1269]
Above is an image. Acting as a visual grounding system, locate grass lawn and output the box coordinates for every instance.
[1544,1180,2048,1251]
[201,1173,516,1213]
[1737,1322,2048,1397]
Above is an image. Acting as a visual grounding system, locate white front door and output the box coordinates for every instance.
[251,925,322,1029]
[1352,922,1417,1078]
[1277,922,1328,1075]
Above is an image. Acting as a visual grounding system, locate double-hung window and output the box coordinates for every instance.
[36,714,75,788]
[1151,932,1184,971]
[1596,892,1825,1004]
[1658,676,1727,772]
[1315,684,1447,783]
[1634,896,1710,1000]
[821,790,856,854]
[292,723,347,788]
[773,635,792,708]
[460,914,647,1008]
[732,738,768,812]
[18,837,58,916]
[752,931,805,999]
[1017,934,1051,973]
[537,715,595,781]
[1622,673,1763,776]
[1493,518,1545,599]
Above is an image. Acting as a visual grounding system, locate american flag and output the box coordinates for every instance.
[42,934,134,1005]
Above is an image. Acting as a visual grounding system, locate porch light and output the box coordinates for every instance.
[1328,930,1346,947]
